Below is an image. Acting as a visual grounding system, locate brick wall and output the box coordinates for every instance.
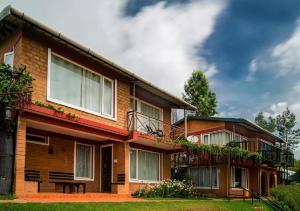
[25,136,101,193]
[19,32,131,130]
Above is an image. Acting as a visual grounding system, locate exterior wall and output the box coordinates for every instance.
[19,31,131,130]
[25,134,101,193]
[177,120,225,136]
[192,165,255,197]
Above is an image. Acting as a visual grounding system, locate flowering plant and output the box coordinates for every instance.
[134,179,195,198]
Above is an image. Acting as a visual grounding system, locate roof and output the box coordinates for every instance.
[289,171,300,181]
[0,5,195,110]
[174,116,285,143]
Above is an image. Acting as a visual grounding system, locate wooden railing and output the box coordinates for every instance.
[127,111,185,141]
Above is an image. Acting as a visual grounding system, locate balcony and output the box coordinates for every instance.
[127,111,185,142]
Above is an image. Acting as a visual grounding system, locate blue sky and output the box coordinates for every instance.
[1,0,300,156]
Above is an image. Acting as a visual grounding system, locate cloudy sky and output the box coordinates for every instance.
[1,0,300,157]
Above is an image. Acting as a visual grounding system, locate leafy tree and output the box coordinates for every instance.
[255,112,276,132]
[289,159,300,172]
[276,108,300,149]
[0,64,33,109]
[183,70,217,116]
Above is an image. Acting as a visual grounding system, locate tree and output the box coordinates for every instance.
[183,70,217,116]
[289,159,300,172]
[255,112,276,132]
[276,107,300,149]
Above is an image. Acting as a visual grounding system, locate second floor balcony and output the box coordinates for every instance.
[127,111,185,142]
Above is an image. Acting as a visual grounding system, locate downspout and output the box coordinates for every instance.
[132,81,136,131]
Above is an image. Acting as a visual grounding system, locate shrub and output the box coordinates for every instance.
[270,183,300,211]
[134,179,195,198]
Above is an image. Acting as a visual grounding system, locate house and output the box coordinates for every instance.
[0,6,195,197]
[172,116,294,197]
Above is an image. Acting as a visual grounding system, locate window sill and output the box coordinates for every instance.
[74,177,94,181]
[47,97,116,121]
[195,187,219,190]
[129,179,160,184]
[231,187,249,191]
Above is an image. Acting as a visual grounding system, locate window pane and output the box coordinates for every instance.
[203,135,209,144]
[4,51,14,67]
[103,79,113,115]
[76,144,92,178]
[50,55,82,107]
[138,150,159,181]
[233,168,242,188]
[189,167,218,188]
[130,150,137,179]
[140,102,161,130]
[83,71,100,112]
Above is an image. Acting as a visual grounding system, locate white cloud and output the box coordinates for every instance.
[0,0,226,96]
[246,59,257,81]
[271,22,300,76]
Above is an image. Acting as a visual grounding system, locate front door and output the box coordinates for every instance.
[101,146,112,193]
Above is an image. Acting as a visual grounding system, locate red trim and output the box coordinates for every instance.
[25,104,129,136]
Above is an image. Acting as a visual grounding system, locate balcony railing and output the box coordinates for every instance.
[127,111,185,141]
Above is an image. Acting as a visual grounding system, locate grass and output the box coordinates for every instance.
[0,194,15,200]
[270,182,300,211]
[0,200,271,211]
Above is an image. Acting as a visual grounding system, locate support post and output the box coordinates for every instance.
[184,108,187,138]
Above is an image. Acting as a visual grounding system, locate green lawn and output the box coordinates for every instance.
[0,194,15,200]
[0,200,271,211]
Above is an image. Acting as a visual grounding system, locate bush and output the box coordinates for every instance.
[134,179,195,198]
[270,182,300,211]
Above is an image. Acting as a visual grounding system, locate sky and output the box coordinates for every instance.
[1,0,300,157]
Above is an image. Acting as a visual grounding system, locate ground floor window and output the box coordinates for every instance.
[188,167,219,188]
[231,167,248,189]
[75,142,94,180]
[130,148,160,182]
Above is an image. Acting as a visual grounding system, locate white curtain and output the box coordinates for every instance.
[103,79,113,115]
[189,167,218,188]
[130,150,137,179]
[50,55,82,107]
[137,150,159,181]
[140,102,161,130]
[76,144,91,178]
[83,71,100,113]
[210,132,230,145]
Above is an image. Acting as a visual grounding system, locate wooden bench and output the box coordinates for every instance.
[25,169,42,192]
[49,171,86,193]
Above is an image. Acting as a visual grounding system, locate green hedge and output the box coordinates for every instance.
[270,183,300,211]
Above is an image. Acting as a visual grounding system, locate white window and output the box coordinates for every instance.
[49,52,115,118]
[75,143,94,180]
[130,98,162,133]
[26,134,49,145]
[202,131,230,146]
[189,167,219,189]
[4,51,14,67]
[130,149,160,182]
[231,167,248,189]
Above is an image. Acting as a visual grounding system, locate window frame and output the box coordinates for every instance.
[4,50,14,67]
[189,167,220,189]
[130,97,163,121]
[231,167,249,190]
[129,148,161,183]
[201,130,231,145]
[47,49,117,121]
[26,134,49,146]
[74,142,95,181]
